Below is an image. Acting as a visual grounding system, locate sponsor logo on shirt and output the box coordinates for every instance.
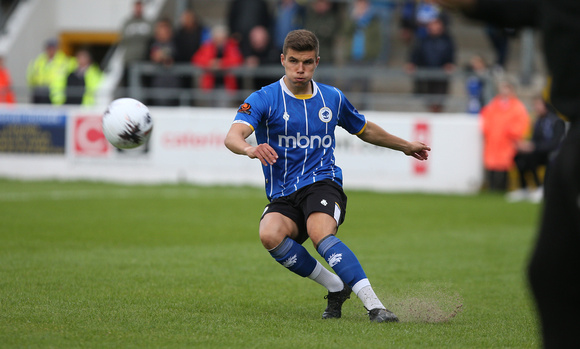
[238,103,251,115]
[278,133,332,149]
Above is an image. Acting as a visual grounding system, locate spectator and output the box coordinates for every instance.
[405,16,455,113]
[484,25,516,70]
[480,79,530,192]
[273,0,305,52]
[465,54,496,114]
[58,49,102,106]
[415,0,449,38]
[148,18,180,106]
[399,0,418,44]
[26,39,74,104]
[227,0,272,58]
[304,0,339,65]
[119,0,153,83]
[192,25,244,104]
[244,25,280,89]
[343,0,382,108]
[173,9,207,63]
[371,0,397,63]
[345,0,381,64]
[507,97,565,203]
[0,56,15,103]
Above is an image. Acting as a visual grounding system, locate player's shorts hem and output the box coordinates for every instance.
[260,179,347,244]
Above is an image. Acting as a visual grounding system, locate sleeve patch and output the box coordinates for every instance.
[238,103,251,115]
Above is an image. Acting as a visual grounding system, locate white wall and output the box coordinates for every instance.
[56,0,135,32]
[0,106,484,194]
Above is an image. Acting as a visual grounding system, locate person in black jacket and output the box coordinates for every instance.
[405,16,455,112]
[434,1,580,348]
[507,97,565,203]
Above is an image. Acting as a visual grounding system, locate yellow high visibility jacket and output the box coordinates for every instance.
[27,50,75,103]
[51,62,103,106]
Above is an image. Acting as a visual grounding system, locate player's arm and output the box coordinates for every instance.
[224,122,278,166]
[357,121,431,161]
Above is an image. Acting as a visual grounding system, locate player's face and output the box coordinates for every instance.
[281,49,319,94]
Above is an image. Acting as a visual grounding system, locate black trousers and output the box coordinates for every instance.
[528,120,580,348]
[514,151,549,189]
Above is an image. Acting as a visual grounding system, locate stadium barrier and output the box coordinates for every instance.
[0,105,482,193]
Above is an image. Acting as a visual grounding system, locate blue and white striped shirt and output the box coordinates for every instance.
[233,77,367,201]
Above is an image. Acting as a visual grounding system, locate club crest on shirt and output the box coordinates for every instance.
[238,103,251,115]
[319,107,332,123]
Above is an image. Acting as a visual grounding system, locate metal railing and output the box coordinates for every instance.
[124,62,478,112]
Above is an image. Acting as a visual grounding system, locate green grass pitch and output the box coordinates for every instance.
[0,179,540,348]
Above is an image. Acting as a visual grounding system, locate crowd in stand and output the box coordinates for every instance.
[17,0,525,111]
[116,0,462,108]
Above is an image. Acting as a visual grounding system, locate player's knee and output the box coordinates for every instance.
[259,213,298,250]
[259,228,286,250]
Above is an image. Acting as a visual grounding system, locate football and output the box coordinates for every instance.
[102,98,153,149]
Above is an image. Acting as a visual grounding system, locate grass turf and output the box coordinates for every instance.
[0,179,541,348]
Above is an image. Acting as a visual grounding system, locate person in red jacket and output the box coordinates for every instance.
[192,25,244,94]
[0,56,15,104]
[480,79,530,191]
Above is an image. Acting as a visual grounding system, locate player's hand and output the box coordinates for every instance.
[245,144,279,166]
[405,141,431,161]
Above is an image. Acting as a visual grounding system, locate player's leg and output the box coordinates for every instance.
[527,121,580,348]
[304,181,398,322]
[309,214,397,323]
[260,212,317,277]
[260,210,344,295]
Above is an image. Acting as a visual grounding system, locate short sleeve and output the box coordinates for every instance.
[337,92,367,135]
[233,90,269,131]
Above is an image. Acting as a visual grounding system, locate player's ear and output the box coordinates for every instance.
[315,56,320,67]
[280,54,285,67]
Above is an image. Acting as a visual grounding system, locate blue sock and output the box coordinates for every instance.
[317,235,367,287]
[269,237,317,277]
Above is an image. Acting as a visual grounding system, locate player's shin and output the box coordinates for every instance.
[317,235,386,310]
[268,237,317,277]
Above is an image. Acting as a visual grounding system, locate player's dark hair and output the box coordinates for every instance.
[283,29,319,56]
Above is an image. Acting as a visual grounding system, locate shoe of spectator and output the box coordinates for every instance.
[529,187,543,203]
[506,189,529,202]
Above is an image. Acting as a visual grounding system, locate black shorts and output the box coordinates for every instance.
[261,179,347,244]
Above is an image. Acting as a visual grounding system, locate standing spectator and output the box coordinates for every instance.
[192,25,244,104]
[304,0,339,65]
[273,0,305,52]
[480,80,530,192]
[227,0,272,58]
[173,9,207,63]
[405,16,455,113]
[507,97,565,203]
[371,0,397,63]
[345,0,381,64]
[149,18,180,106]
[0,56,15,103]
[58,49,102,106]
[244,25,280,89]
[484,25,515,70]
[465,54,496,114]
[343,0,382,108]
[26,39,74,104]
[399,0,418,45]
[119,0,153,83]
